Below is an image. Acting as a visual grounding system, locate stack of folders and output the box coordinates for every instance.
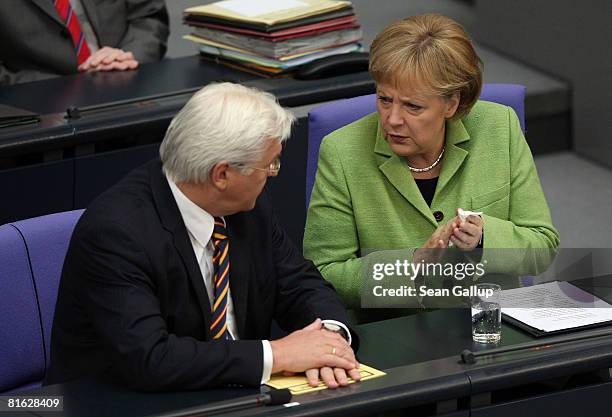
[183,0,363,77]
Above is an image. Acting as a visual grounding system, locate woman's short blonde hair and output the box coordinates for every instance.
[369,14,483,118]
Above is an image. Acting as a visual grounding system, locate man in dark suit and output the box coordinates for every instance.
[0,0,169,85]
[46,82,360,391]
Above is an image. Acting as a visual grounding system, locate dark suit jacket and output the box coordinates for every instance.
[0,0,169,85]
[45,160,354,391]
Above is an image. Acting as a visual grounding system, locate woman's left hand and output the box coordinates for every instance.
[450,211,483,251]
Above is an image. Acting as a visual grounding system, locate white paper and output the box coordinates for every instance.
[457,208,482,222]
[447,208,482,247]
[215,0,306,17]
[501,281,612,332]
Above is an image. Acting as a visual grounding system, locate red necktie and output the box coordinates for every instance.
[53,0,91,65]
[210,217,230,340]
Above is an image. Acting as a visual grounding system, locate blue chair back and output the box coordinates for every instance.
[306,83,526,206]
[0,224,45,393]
[0,210,83,394]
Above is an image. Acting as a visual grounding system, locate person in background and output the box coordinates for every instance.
[0,0,169,85]
[46,82,360,391]
[303,14,559,323]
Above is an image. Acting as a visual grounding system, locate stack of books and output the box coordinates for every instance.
[183,0,363,77]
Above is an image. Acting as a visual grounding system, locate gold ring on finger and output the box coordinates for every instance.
[331,346,336,355]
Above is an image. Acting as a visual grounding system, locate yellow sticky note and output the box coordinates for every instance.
[265,364,386,395]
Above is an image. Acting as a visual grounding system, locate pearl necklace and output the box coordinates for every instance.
[406,147,445,173]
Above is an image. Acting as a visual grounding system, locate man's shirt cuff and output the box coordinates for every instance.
[321,319,352,346]
[261,340,273,384]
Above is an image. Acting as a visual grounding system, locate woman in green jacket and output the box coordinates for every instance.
[303,14,559,320]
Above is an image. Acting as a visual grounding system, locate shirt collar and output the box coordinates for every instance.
[166,176,217,248]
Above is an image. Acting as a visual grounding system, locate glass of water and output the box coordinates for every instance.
[471,283,502,343]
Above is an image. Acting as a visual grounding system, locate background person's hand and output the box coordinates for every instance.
[270,319,358,374]
[450,209,483,251]
[78,47,139,72]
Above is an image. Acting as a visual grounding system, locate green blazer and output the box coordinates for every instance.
[304,101,560,309]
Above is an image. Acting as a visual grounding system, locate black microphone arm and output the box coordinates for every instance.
[152,389,292,417]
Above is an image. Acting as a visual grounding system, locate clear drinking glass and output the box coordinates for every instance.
[471,283,502,343]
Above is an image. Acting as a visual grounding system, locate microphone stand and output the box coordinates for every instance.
[152,389,292,417]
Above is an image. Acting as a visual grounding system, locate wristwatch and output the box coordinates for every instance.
[322,321,349,342]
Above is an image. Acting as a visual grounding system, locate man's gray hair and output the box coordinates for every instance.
[160,82,295,183]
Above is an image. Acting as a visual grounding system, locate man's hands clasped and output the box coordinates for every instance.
[270,318,361,388]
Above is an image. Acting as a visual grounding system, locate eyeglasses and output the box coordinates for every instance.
[237,157,281,177]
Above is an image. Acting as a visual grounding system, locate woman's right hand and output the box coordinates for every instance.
[413,217,461,263]
[426,219,460,248]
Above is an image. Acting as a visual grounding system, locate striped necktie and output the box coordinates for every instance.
[53,0,92,65]
[210,217,230,340]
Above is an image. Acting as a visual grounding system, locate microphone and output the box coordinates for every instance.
[154,389,292,417]
[263,389,292,406]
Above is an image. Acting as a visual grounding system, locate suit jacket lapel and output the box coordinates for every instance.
[149,162,213,332]
[433,118,470,205]
[226,218,249,338]
[31,0,65,26]
[375,123,438,227]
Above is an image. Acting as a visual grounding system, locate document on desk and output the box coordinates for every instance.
[186,0,352,25]
[266,363,385,395]
[501,281,612,334]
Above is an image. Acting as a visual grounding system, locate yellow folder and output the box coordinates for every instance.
[266,363,386,395]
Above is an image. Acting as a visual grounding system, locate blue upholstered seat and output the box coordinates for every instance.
[0,210,83,394]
